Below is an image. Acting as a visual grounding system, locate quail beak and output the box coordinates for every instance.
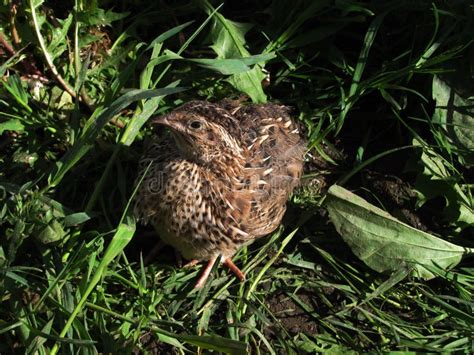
[151,115,190,150]
[151,115,171,127]
[151,115,186,134]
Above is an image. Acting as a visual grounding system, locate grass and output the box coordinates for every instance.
[0,0,473,353]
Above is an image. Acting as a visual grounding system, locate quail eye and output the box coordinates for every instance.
[189,120,203,130]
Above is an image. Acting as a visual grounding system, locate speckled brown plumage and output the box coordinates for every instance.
[134,100,306,287]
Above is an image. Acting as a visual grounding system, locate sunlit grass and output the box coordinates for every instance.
[0,1,472,353]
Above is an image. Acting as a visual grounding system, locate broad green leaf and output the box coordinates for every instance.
[0,119,25,134]
[47,14,73,60]
[156,332,187,349]
[36,220,66,244]
[227,67,267,102]
[209,17,252,58]
[189,53,276,75]
[200,0,268,103]
[76,7,129,26]
[326,185,473,280]
[63,212,92,227]
[153,50,275,76]
[409,138,474,228]
[432,75,474,166]
[416,138,450,179]
[5,270,29,287]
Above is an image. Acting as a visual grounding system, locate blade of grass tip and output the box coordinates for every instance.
[0,46,26,77]
[152,4,223,88]
[250,327,276,355]
[120,80,182,146]
[26,318,54,354]
[49,219,135,354]
[140,23,195,91]
[48,87,185,189]
[147,21,195,51]
[359,266,411,306]
[140,43,163,89]
[414,2,440,70]
[0,320,24,335]
[241,228,299,315]
[32,242,85,313]
[85,82,183,212]
[336,145,414,187]
[412,3,457,72]
[49,164,153,355]
[336,13,386,135]
[139,252,147,292]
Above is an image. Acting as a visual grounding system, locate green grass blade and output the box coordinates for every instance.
[147,21,194,50]
[47,87,186,188]
[50,219,136,354]
[336,13,386,134]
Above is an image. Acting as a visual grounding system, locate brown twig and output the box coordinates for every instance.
[0,32,47,80]
[0,32,15,55]
[29,0,83,103]
[9,1,20,45]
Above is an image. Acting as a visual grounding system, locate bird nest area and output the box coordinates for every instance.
[0,1,473,354]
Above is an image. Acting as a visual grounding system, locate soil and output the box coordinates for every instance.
[362,169,433,232]
[264,292,320,338]
[132,332,176,355]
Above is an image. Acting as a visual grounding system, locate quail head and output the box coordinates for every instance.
[134,100,306,287]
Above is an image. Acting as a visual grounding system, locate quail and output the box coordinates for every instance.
[134,100,306,287]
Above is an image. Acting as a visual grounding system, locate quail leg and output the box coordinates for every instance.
[223,258,246,281]
[194,256,218,288]
[194,257,246,288]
